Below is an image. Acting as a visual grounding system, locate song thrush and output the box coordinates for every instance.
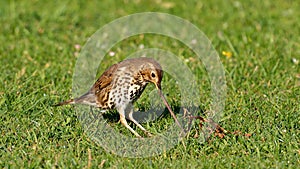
[55,57,181,137]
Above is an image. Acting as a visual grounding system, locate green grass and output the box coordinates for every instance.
[1,0,299,168]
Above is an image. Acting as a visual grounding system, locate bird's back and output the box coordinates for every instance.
[92,58,150,110]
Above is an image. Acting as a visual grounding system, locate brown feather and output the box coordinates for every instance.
[53,99,75,106]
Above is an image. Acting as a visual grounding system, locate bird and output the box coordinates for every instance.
[55,57,181,137]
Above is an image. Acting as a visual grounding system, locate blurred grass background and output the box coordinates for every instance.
[0,0,299,168]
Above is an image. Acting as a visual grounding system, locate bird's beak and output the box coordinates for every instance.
[155,83,161,90]
[156,83,182,130]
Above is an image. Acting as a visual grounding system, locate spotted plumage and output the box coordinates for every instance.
[55,57,180,137]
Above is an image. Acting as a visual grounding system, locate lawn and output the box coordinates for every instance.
[0,0,299,168]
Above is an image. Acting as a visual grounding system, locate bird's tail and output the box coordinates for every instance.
[53,99,75,106]
[53,92,97,107]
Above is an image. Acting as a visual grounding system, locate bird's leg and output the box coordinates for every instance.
[128,107,153,137]
[118,108,142,138]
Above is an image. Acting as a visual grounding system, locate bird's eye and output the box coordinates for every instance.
[151,72,156,78]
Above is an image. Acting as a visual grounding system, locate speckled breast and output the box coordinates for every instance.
[108,71,148,109]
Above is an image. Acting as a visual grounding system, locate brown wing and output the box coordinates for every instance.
[93,64,118,91]
[91,63,118,108]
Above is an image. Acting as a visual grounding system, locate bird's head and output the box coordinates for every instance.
[140,58,182,130]
[140,59,163,90]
